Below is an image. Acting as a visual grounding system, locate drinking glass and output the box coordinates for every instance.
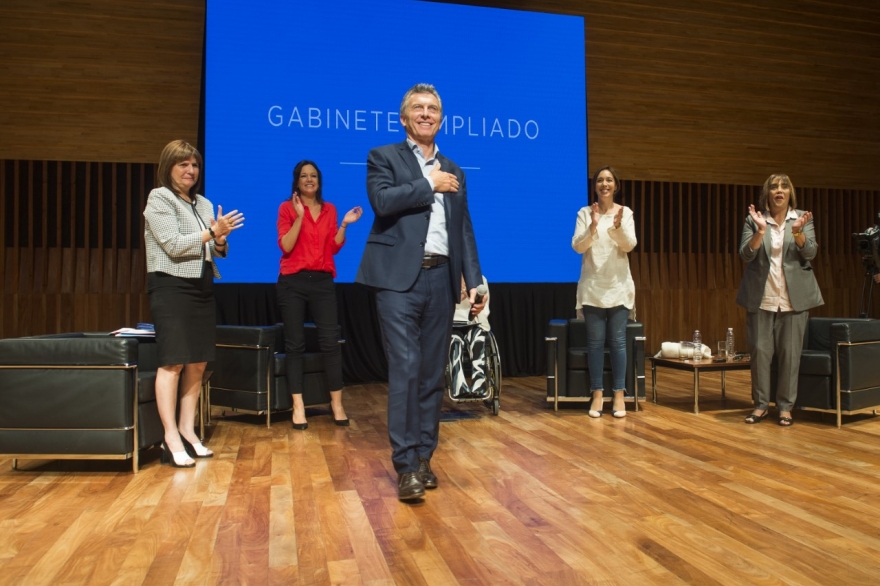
[678,341,693,360]
[717,341,727,359]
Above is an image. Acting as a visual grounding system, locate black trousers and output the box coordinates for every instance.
[276,271,343,394]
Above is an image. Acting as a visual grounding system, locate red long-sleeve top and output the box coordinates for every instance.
[277,200,344,277]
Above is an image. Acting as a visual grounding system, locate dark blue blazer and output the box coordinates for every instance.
[356,141,482,303]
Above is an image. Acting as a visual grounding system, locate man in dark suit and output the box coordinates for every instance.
[356,83,486,500]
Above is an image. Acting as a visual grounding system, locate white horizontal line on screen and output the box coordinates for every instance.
[339,161,480,170]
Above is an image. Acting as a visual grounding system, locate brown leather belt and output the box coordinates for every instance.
[421,255,449,269]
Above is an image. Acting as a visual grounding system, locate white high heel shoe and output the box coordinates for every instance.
[612,390,627,418]
[588,393,604,418]
[180,435,213,458]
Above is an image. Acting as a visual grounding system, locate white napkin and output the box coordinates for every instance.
[655,341,712,359]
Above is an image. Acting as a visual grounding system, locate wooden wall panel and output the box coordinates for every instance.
[2,0,880,348]
[0,160,154,338]
[0,0,204,163]
[5,158,876,350]
[615,179,880,350]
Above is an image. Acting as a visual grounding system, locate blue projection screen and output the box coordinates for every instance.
[206,0,586,282]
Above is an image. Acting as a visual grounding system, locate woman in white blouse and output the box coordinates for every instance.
[572,166,637,418]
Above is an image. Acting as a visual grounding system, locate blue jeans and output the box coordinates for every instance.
[582,305,629,392]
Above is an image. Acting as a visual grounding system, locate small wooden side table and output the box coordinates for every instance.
[651,355,751,414]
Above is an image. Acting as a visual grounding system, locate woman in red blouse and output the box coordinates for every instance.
[277,160,362,429]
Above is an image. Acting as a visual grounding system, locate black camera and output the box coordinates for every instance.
[853,213,880,271]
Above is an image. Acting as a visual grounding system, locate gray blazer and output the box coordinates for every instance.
[735,209,823,312]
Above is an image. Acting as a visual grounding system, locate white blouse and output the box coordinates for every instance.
[572,205,637,311]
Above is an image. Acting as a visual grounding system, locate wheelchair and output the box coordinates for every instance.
[445,321,502,415]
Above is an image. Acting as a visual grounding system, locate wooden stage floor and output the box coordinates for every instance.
[2,367,880,585]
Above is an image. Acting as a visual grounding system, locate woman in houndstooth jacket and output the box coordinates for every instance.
[144,140,244,467]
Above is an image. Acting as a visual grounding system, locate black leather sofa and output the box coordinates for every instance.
[773,317,880,426]
[210,324,336,427]
[0,333,163,473]
[545,318,646,411]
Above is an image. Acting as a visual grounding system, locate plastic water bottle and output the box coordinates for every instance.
[693,330,702,361]
[726,328,735,362]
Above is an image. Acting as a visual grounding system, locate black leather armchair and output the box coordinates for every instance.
[545,318,646,411]
[774,317,880,427]
[0,333,163,473]
[210,324,338,427]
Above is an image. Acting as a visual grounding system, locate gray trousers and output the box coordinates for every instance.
[747,309,809,411]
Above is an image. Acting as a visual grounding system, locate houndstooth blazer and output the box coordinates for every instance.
[144,187,227,279]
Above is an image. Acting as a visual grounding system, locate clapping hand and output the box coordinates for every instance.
[748,204,767,233]
[612,205,624,229]
[212,205,245,241]
[589,202,602,234]
[342,206,363,226]
[292,192,304,216]
[791,210,813,233]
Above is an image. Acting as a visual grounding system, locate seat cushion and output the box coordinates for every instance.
[568,348,588,370]
[799,350,831,377]
[567,347,610,370]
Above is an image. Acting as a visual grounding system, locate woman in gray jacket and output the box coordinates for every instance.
[735,173,823,426]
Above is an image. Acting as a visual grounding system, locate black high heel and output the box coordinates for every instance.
[333,418,350,427]
[179,434,213,458]
[161,440,195,468]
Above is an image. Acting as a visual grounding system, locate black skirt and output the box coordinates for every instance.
[147,262,216,366]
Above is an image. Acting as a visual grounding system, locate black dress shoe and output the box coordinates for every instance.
[397,472,425,500]
[418,458,438,489]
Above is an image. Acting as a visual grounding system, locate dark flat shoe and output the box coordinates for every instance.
[292,422,308,430]
[744,410,768,424]
[333,418,350,427]
[778,416,794,427]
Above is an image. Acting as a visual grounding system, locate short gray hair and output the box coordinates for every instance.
[399,83,443,118]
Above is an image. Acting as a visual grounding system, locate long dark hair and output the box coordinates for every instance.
[591,165,621,203]
[290,160,323,204]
